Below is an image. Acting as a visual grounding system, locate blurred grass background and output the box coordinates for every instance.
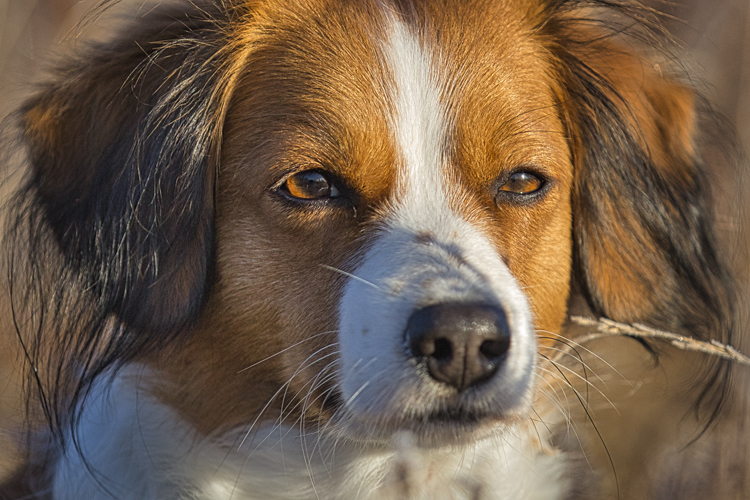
[0,0,749,488]
[1,0,92,117]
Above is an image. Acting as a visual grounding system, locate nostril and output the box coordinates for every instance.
[479,338,510,360]
[432,338,452,362]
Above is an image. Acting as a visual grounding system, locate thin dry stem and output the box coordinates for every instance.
[570,316,750,366]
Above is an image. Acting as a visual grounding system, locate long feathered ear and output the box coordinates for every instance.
[549,19,736,422]
[557,36,733,342]
[20,5,230,335]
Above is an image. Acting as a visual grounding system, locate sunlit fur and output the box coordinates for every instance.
[0,0,735,499]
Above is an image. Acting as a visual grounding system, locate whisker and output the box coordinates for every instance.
[238,343,339,450]
[236,331,336,373]
[543,356,619,415]
[320,264,382,291]
[230,345,341,500]
[541,345,608,387]
[537,329,630,384]
[534,371,571,414]
[540,347,609,391]
[265,353,339,438]
[277,350,339,426]
[538,357,594,416]
[540,352,619,495]
[530,407,557,439]
[297,362,344,494]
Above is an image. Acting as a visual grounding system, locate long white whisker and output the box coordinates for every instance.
[320,264,382,291]
[534,371,571,418]
[238,343,339,450]
[541,346,609,387]
[537,329,630,385]
[278,350,339,424]
[540,350,610,394]
[297,362,343,496]
[236,331,335,373]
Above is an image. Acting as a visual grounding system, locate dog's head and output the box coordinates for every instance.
[15,0,733,446]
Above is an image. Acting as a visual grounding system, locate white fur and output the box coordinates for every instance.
[53,368,570,500]
[337,14,537,435]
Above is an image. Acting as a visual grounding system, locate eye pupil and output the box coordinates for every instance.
[500,172,543,195]
[285,171,338,200]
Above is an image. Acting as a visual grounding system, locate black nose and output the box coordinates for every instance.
[405,303,511,391]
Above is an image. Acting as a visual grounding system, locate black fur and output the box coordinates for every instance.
[6,1,233,443]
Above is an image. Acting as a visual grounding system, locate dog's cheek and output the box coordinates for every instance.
[521,211,574,339]
[485,181,574,340]
[150,207,357,432]
[223,199,357,356]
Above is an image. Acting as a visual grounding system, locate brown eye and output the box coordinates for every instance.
[283,171,340,200]
[499,172,544,195]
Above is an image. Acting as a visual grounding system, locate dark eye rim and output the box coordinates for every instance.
[493,167,552,205]
[273,168,351,207]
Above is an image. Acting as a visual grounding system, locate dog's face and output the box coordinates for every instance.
[158,0,573,441]
[16,0,732,453]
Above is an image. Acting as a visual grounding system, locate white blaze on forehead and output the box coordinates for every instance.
[334,12,536,430]
[383,16,450,213]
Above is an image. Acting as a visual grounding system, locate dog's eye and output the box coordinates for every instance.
[499,172,544,195]
[283,171,340,200]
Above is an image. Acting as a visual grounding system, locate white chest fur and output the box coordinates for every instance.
[52,368,571,500]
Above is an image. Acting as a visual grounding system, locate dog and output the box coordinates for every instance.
[0,0,738,498]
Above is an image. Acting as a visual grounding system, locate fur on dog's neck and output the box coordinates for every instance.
[51,366,572,500]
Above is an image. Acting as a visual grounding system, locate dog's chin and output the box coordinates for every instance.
[396,410,516,448]
[328,398,524,448]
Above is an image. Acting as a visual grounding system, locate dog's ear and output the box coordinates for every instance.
[20,8,228,334]
[559,38,732,340]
